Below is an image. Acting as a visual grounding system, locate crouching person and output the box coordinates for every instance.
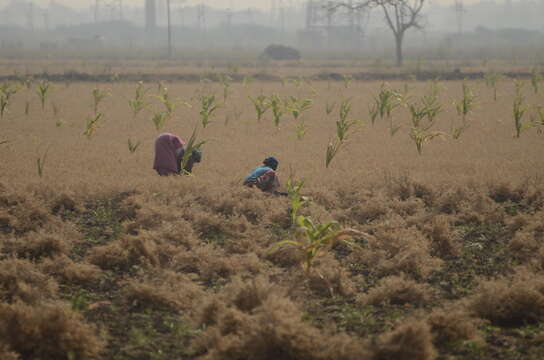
[243,157,281,194]
[153,133,202,176]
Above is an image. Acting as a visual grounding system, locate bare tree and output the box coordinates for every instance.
[329,0,426,66]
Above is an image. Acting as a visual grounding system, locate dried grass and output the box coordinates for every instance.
[0,258,58,304]
[372,320,436,360]
[358,275,434,307]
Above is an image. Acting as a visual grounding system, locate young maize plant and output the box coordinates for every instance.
[296,121,306,140]
[127,138,141,154]
[276,215,364,274]
[369,84,402,129]
[36,144,51,178]
[181,127,207,174]
[0,82,19,119]
[129,81,149,118]
[325,139,342,168]
[83,113,103,138]
[484,72,501,101]
[409,127,445,155]
[91,88,109,115]
[287,178,307,225]
[531,69,542,94]
[408,96,444,155]
[200,94,220,128]
[269,94,284,129]
[336,99,357,141]
[513,81,531,138]
[453,82,476,139]
[535,106,544,134]
[155,84,183,118]
[325,101,336,116]
[152,111,168,131]
[249,95,270,122]
[286,96,313,121]
[36,80,51,111]
[242,75,253,88]
[342,74,353,89]
[219,74,232,101]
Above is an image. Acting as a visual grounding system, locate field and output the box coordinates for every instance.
[1,62,544,360]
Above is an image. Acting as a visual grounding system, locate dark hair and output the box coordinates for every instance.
[263,157,279,171]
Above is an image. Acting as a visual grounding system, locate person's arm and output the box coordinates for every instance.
[175,147,185,174]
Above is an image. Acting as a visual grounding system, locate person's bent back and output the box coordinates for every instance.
[153,133,201,176]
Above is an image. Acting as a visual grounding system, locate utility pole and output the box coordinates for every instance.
[454,0,465,34]
[167,0,172,57]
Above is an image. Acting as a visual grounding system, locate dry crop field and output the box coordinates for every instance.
[1,66,544,360]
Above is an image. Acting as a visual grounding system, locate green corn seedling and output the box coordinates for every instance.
[336,100,356,141]
[276,215,363,274]
[270,94,284,128]
[342,74,353,89]
[0,82,19,119]
[296,121,306,140]
[36,80,51,111]
[325,139,342,168]
[453,82,475,139]
[129,81,149,118]
[0,95,7,120]
[83,113,103,138]
[249,95,270,122]
[286,96,313,120]
[200,95,220,128]
[287,178,307,226]
[181,127,207,174]
[91,88,109,115]
[531,69,542,94]
[220,74,232,101]
[36,144,51,178]
[484,72,501,101]
[325,101,336,116]
[242,76,253,88]
[535,106,544,134]
[128,138,141,154]
[409,127,444,155]
[513,82,530,138]
[155,85,179,117]
[152,111,168,131]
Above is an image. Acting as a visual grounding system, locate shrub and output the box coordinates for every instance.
[372,321,436,360]
[0,258,58,304]
[423,215,461,258]
[307,254,355,298]
[468,271,544,326]
[0,302,103,360]
[123,270,203,312]
[261,44,301,61]
[358,275,433,307]
[426,308,480,346]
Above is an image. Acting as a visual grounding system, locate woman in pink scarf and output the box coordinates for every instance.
[153,133,202,176]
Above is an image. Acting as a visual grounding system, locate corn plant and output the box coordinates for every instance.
[453,82,476,139]
[531,69,542,94]
[325,101,336,116]
[200,95,220,128]
[484,72,501,101]
[249,95,270,122]
[242,76,253,88]
[36,80,51,111]
[128,138,141,154]
[287,178,307,225]
[409,127,445,155]
[83,113,103,138]
[336,99,357,141]
[0,94,7,120]
[534,106,544,134]
[36,144,51,178]
[286,96,313,120]
[342,74,353,89]
[295,122,306,140]
[152,111,168,131]
[181,126,207,174]
[369,85,402,129]
[219,74,232,101]
[129,81,149,118]
[269,94,284,128]
[325,139,342,168]
[513,82,531,138]
[276,215,363,274]
[91,88,109,115]
[155,84,183,118]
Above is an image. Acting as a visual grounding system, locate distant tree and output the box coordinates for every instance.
[261,44,301,61]
[329,0,426,66]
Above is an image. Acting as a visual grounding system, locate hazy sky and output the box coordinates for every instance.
[18,0,483,11]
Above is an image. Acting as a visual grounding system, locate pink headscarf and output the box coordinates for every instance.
[153,133,185,175]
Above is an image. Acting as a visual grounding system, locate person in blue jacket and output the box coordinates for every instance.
[243,157,281,193]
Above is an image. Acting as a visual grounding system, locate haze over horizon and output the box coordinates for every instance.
[2,0,511,11]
